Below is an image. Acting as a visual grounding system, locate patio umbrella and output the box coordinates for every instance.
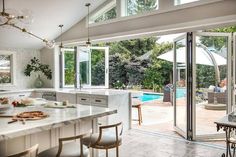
[157,44,227,88]
[157,46,226,66]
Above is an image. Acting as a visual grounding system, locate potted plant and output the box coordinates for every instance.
[24,57,52,88]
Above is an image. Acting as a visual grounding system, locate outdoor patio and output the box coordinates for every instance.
[131,98,226,140]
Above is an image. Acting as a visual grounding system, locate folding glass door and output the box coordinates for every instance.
[173,33,193,140]
[233,33,236,111]
[173,32,234,140]
[76,46,109,88]
[192,32,232,140]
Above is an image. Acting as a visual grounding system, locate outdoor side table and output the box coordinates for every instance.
[215,116,236,157]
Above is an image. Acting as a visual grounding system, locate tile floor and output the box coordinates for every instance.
[132,99,225,137]
[100,129,225,157]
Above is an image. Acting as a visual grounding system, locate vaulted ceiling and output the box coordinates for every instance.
[0,0,105,49]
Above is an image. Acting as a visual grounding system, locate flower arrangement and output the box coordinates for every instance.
[24,57,52,80]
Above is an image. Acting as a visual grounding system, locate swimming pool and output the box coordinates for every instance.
[176,88,186,98]
[137,88,186,102]
[138,93,163,102]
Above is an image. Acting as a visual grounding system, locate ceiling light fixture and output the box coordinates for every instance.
[85,3,91,47]
[58,24,64,49]
[0,0,55,48]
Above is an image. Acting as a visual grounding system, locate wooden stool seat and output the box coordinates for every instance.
[38,133,88,157]
[38,142,89,157]
[82,132,122,149]
[82,122,123,157]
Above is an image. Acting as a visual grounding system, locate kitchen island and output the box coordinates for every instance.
[0,88,131,131]
[0,104,117,157]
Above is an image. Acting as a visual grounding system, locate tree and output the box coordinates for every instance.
[91,49,106,85]
[142,42,173,91]
[94,7,117,23]
[200,26,236,51]
[119,37,157,56]
[64,52,75,85]
[197,26,236,88]
[109,54,128,87]
[128,0,157,15]
[125,56,149,85]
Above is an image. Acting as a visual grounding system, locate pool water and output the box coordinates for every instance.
[176,88,186,98]
[137,89,186,102]
[138,93,163,102]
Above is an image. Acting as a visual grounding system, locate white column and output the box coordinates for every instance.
[54,46,60,89]
[117,0,127,17]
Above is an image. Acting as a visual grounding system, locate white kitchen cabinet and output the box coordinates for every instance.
[31,91,57,101]
[56,92,77,104]
[77,91,131,130]
[0,91,32,100]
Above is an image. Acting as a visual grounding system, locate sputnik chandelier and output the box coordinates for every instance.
[0,0,55,48]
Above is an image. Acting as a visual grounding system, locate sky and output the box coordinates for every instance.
[157,33,201,44]
[156,33,183,44]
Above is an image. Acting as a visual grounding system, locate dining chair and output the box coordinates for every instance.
[82,122,123,157]
[7,144,39,157]
[38,133,89,157]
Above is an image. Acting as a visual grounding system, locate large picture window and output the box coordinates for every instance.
[127,0,158,16]
[90,0,117,24]
[61,47,109,88]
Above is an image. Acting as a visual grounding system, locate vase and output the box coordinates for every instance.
[34,75,44,88]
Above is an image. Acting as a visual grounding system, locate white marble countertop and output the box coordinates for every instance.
[0,88,129,96]
[0,105,117,141]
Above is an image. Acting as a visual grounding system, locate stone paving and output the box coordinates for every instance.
[99,129,225,157]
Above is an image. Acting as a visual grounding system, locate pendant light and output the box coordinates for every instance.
[0,0,55,48]
[85,3,91,47]
[59,24,64,49]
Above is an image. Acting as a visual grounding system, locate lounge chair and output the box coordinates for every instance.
[208,92,227,104]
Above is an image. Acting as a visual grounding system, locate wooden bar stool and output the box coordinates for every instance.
[132,104,143,125]
[38,133,89,157]
[82,122,123,157]
[132,98,143,125]
[8,144,39,157]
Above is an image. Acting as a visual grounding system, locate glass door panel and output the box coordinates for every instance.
[173,35,188,137]
[78,47,90,86]
[194,32,232,139]
[234,33,236,107]
[77,46,109,88]
[62,48,76,87]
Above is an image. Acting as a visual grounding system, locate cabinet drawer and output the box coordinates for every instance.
[77,96,91,105]
[91,98,107,107]
[56,93,76,104]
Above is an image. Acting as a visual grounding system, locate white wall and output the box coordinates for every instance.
[40,47,55,88]
[0,48,41,90]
